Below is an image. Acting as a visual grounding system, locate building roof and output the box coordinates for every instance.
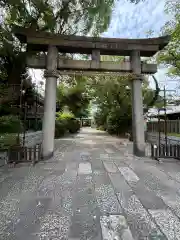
[147,105,180,117]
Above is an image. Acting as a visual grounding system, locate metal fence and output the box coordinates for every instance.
[151,143,180,160]
[147,120,180,134]
[147,132,180,160]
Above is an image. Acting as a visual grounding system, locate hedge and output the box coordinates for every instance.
[0,133,21,150]
[55,112,80,138]
[0,115,23,134]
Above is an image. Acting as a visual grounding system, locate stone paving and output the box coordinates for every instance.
[1,128,180,239]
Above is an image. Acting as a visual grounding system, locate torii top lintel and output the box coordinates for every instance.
[14,27,170,57]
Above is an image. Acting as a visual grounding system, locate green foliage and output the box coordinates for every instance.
[0,0,116,108]
[0,0,117,38]
[68,119,81,133]
[0,133,21,150]
[55,120,67,138]
[56,112,75,121]
[57,77,90,119]
[106,109,131,135]
[0,115,23,133]
[89,62,159,135]
[96,125,106,131]
[94,110,108,130]
[28,119,42,131]
[55,111,80,138]
[90,74,132,135]
[157,0,180,77]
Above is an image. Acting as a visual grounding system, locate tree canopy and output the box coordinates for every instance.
[0,0,118,107]
[56,75,90,118]
[157,0,180,77]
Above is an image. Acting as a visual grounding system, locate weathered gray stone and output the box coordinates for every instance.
[149,209,180,240]
[118,166,139,183]
[103,162,118,173]
[117,193,165,239]
[100,215,134,240]
[78,162,92,175]
[1,128,180,240]
[95,184,122,214]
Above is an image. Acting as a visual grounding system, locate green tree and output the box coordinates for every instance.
[89,70,160,134]
[157,0,180,77]
[57,75,90,118]
[0,0,116,106]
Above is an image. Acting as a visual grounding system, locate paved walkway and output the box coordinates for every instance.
[1,128,180,239]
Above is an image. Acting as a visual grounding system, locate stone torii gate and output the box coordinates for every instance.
[14,27,170,159]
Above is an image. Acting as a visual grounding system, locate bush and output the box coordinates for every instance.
[55,120,67,138]
[56,112,75,121]
[0,115,23,134]
[0,133,21,150]
[97,125,105,131]
[68,119,80,133]
[55,112,80,137]
[106,111,131,135]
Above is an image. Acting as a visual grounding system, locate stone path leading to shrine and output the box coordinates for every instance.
[1,128,180,239]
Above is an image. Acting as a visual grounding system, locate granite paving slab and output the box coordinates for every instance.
[1,128,180,239]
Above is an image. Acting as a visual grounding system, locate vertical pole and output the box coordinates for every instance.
[23,101,27,147]
[130,50,145,156]
[42,45,58,159]
[164,86,168,153]
[35,84,38,131]
[158,109,161,155]
[92,50,100,61]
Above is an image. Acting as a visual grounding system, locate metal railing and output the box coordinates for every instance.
[147,132,180,160]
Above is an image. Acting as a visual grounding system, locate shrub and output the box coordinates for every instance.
[56,112,75,121]
[0,133,21,150]
[55,112,74,138]
[55,120,67,138]
[97,125,105,131]
[55,112,80,137]
[68,119,80,133]
[0,115,23,134]
[106,111,131,135]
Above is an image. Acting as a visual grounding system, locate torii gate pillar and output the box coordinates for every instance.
[42,45,58,159]
[130,50,145,156]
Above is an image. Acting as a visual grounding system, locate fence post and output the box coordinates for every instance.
[175,120,178,134]
[32,145,36,165]
[151,144,154,159]
[38,144,41,161]
[177,145,180,160]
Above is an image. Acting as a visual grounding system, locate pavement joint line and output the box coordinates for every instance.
[118,159,180,232]
[110,171,168,239]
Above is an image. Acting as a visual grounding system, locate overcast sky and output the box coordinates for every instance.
[30,0,179,94]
